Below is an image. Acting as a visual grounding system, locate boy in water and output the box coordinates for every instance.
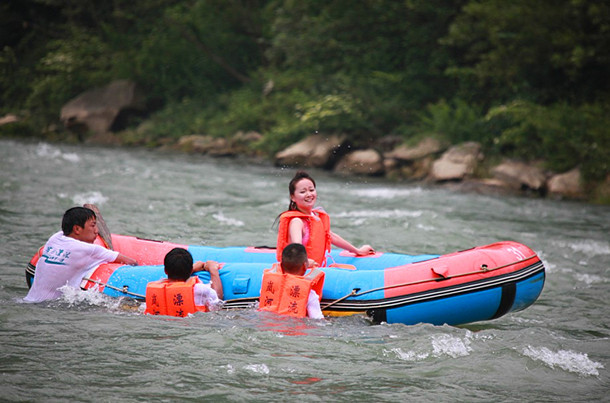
[24,206,137,303]
[145,248,223,316]
[260,243,325,319]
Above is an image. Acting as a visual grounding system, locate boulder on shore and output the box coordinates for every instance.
[274,134,348,168]
[60,80,146,140]
[429,142,482,182]
[384,137,445,162]
[178,135,230,155]
[491,160,547,191]
[547,168,585,199]
[335,149,384,176]
[0,114,19,126]
[177,131,263,157]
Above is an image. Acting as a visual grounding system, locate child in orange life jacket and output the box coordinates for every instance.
[145,248,223,317]
[259,243,325,319]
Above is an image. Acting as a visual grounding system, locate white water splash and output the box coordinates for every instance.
[62,153,80,163]
[244,363,270,375]
[212,211,245,227]
[431,334,472,358]
[334,209,423,219]
[386,347,430,361]
[71,191,109,206]
[58,284,117,308]
[523,346,604,377]
[35,143,80,162]
[574,273,605,286]
[387,333,473,361]
[350,187,423,199]
[567,240,610,256]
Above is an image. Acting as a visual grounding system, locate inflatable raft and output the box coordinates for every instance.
[26,234,545,326]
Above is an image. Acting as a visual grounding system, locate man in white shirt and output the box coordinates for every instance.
[24,206,137,302]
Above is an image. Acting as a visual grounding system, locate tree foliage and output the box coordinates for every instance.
[1,0,608,183]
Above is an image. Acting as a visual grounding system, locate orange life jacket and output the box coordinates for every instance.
[276,209,331,266]
[259,263,325,318]
[145,276,208,317]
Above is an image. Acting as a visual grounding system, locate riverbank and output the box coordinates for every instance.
[3,122,608,205]
[171,131,610,205]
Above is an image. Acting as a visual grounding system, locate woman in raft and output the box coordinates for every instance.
[276,170,375,267]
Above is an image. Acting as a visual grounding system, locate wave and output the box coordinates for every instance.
[333,209,423,219]
[57,285,144,314]
[213,211,245,227]
[36,143,80,163]
[566,240,610,256]
[386,332,473,361]
[350,187,423,199]
[522,345,604,377]
[64,191,109,206]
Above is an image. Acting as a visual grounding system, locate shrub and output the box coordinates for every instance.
[416,99,486,143]
[485,101,610,182]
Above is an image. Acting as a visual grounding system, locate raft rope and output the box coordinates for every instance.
[320,254,539,310]
[79,254,539,309]
[82,277,145,299]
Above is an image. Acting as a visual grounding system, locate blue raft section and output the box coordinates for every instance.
[100,244,545,326]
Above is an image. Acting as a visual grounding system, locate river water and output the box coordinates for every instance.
[1,139,608,401]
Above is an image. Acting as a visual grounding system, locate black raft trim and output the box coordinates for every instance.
[367,308,387,323]
[490,282,516,320]
[318,260,544,311]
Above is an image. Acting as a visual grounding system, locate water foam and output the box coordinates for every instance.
[574,273,605,286]
[244,363,270,375]
[58,284,118,308]
[350,187,423,199]
[333,209,423,219]
[522,346,604,377]
[212,212,245,227]
[386,333,473,362]
[70,191,109,206]
[386,347,429,361]
[567,240,610,256]
[35,143,80,162]
[431,334,472,358]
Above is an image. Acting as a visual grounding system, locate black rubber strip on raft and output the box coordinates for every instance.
[489,282,517,320]
[319,261,544,312]
[367,308,387,323]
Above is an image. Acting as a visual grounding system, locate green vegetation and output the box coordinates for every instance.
[1,0,608,187]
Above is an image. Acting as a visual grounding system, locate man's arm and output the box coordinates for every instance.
[113,253,137,266]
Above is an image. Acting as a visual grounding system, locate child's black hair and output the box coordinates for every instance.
[281,243,308,275]
[164,248,193,281]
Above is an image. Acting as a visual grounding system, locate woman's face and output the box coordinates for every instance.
[291,178,317,212]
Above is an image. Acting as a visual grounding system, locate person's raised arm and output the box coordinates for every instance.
[330,231,374,256]
[193,260,223,300]
[113,253,138,266]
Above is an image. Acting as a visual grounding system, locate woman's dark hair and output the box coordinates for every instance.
[62,207,96,235]
[273,170,317,229]
[287,170,316,211]
[164,248,194,281]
